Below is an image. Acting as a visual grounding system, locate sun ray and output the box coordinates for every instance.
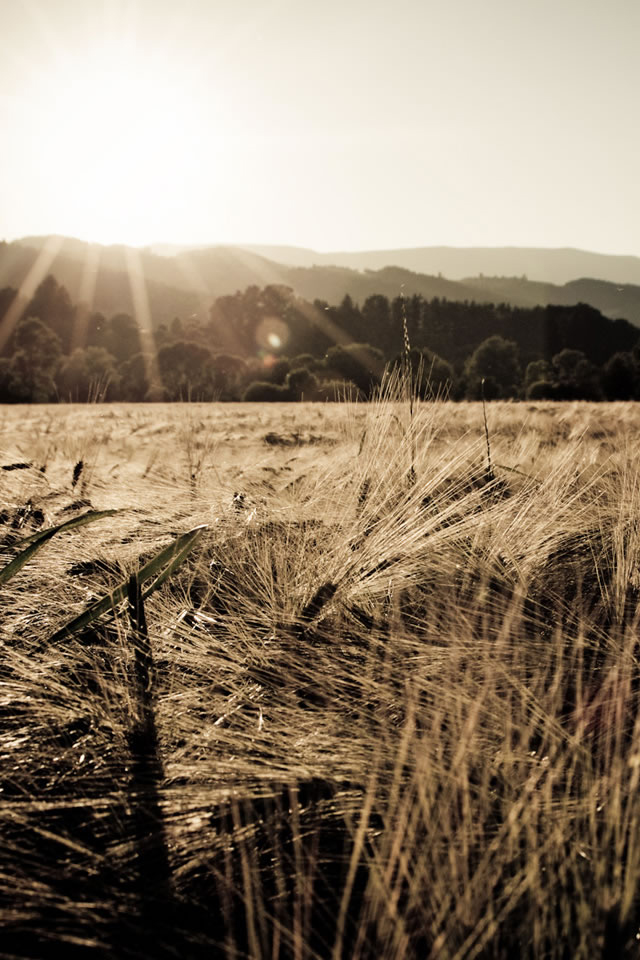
[124,245,161,397]
[229,246,289,289]
[70,242,101,353]
[295,300,387,380]
[296,299,354,348]
[196,247,288,358]
[172,254,215,330]
[0,235,64,354]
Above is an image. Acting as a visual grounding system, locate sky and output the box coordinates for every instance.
[1,0,639,255]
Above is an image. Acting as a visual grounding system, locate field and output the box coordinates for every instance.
[2,392,640,959]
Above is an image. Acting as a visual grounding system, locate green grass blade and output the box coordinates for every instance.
[49,583,130,643]
[140,524,207,600]
[12,510,120,549]
[0,510,120,586]
[49,524,207,642]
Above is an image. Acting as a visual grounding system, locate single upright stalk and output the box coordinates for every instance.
[481,378,494,481]
[401,289,417,487]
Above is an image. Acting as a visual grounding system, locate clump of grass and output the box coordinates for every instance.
[179,404,220,494]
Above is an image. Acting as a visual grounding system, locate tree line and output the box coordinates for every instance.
[0,275,639,402]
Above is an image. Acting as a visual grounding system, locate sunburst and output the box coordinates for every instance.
[0,235,63,354]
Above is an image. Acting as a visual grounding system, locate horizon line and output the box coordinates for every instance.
[2,233,640,261]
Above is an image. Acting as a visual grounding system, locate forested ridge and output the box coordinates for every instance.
[7,237,640,325]
[1,274,639,402]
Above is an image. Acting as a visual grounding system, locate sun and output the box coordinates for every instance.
[27,38,212,245]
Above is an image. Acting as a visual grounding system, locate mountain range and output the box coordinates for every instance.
[3,236,640,329]
[236,245,640,287]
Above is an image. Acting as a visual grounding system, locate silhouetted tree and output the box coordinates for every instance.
[286,367,318,400]
[290,354,320,371]
[526,380,557,400]
[170,317,184,340]
[242,381,290,401]
[56,347,120,401]
[392,346,454,399]
[119,353,149,401]
[259,357,290,386]
[6,350,58,402]
[324,343,385,397]
[86,312,110,351]
[525,359,554,390]
[464,335,521,399]
[0,287,18,356]
[362,295,393,355]
[600,351,639,400]
[209,353,248,399]
[545,303,634,365]
[336,293,364,342]
[157,340,214,400]
[27,276,75,352]
[108,314,141,363]
[13,316,62,373]
[552,349,601,399]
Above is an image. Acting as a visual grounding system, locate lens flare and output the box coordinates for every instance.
[255,316,289,353]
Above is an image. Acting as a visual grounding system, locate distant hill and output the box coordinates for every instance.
[240,244,640,287]
[3,236,640,329]
[0,238,289,327]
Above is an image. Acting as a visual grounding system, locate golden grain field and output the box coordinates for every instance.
[2,395,640,959]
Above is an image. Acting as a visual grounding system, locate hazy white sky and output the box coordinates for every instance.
[1,0,638,254]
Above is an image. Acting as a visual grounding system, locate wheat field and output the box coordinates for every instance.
[2,390,640,959]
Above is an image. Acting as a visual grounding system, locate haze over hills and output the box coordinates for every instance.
[3,236,640,329]
[234,245,640,287]
[16,236,640,286]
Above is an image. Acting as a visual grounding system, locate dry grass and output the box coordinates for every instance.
[2,393,640,958]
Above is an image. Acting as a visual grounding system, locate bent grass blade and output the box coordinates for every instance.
[0,510,120,586]
[49,524,207,642]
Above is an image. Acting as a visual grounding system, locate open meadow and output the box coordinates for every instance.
[2,392,640,959]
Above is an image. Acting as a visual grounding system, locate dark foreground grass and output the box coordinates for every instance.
[2,392,640,958]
